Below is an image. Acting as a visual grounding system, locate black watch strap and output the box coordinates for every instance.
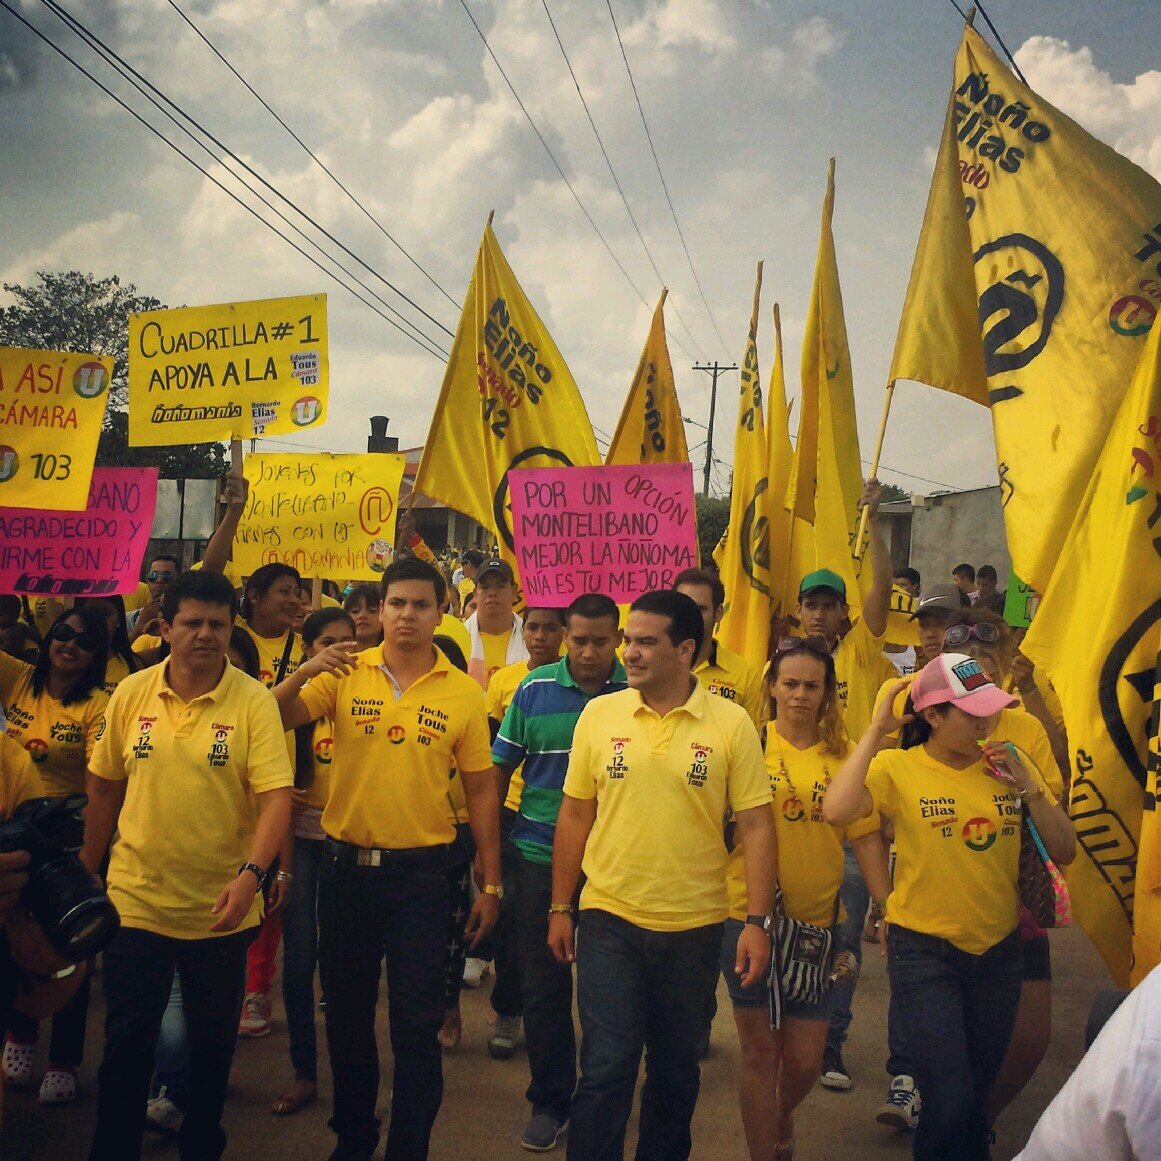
[239,862,266,887]
[745,913,773,934]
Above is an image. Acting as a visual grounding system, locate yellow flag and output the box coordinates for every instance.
[1133,671,1161,981]
[413,220,599,578]
[890,24,1161,594]
[716,264,772,668]
[606,290,689,466]
[1022,317,1161,987]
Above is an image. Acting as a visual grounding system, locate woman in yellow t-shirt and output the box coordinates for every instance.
[342,584,384,653]
[825,653,1076,1161]
[0,607,110,1106]
[239,563,303,691]
[725,637,891,1159]
[74,595,144,695]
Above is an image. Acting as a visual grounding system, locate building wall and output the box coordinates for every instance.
[908,486,1012,590]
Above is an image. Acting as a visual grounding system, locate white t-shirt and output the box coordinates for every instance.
[884,646,916,676]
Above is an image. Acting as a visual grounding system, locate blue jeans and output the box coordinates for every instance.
[282,836,323,1082]
[887,925,1022,1160]
[826,844,866,1050]
[569,909,721,1161]
[151,970,191,1106]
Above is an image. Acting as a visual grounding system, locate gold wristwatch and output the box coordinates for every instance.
[481,883,504,900]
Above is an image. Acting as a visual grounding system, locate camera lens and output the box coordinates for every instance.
[23,857,120,960]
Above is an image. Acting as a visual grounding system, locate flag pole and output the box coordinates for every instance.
[852,380,896,559]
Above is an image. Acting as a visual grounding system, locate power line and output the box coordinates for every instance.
[941,0,969,21]
[2,1,447,360]
[973,0,1028,84]
[165,0,462,312]
[539,0,705,362]
[606,0,731,356]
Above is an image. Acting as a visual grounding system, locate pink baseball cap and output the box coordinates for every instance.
[910,653,1018,716]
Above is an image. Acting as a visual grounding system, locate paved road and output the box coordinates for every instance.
[2,924,1110,1159]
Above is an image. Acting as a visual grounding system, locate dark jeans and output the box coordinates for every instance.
[317,847,448,1161]
[569,909,721,1161]
[826,844,866,1051]
[887,925,1023,1161]
[282,836,323,1082]
[515,855,575,1120]
[8,964,91,1067]
[445,857,473,1010]
[477,807,522,1017]
[88,925,254,1161]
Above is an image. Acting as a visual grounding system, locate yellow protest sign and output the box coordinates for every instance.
[0,347,112,511]
[128,295,328,446]
[233,452,406,581]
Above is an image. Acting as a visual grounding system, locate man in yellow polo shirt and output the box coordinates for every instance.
[276,556,502,1161]
[549,590,776,1160]
[80,569,293,1161]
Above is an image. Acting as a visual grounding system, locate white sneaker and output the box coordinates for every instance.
[462,958,490,989]
[145,1087,185,1133]
[237,992,272,1038]
[877,1074,921,1130]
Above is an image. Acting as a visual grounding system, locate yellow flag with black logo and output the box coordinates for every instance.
[1022,317,1161,987]
[890,23,1161,595]
[606,290,688,466]
[716,264,772,668]
[414,220,599,577]
[1133,670,1161,982]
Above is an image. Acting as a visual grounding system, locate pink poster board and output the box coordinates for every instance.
[0,467,160,596]
[510,462,697,606]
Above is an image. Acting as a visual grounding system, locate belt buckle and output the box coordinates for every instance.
[356,848,382,868]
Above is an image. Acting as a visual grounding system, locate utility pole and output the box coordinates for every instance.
[693,362,737,497]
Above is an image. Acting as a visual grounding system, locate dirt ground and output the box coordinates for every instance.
[1,923,1110,1160]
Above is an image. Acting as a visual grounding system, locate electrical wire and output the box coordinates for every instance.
[973,0,1028,84]
[2,1,447,360]
[606,0,731,357]
[941,0,969,21]
[165,0,462,312]
[540,0,705,362]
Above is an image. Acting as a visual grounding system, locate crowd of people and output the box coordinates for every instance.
[0,471,1101,1161]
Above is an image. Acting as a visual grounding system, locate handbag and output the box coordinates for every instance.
[1018,809,1072,929]
[767,890,840,1029]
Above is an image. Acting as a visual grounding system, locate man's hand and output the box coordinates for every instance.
[131,597,163,640]
[547,912,576,964]
[221,471,249,511]
[464,891,499,949]
[293,642,358,683]
[858,477,884,517]
[210,872,259,932]
[0,850,30,925]
[735,924,772,988]
[267,875,292,915]
[1010,653,1037,694]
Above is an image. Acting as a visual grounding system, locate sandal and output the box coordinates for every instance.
[2,1037,36,1088]
[38,1066,77,1105]
[438,1006,462,1051]
[271,1079,317,1116]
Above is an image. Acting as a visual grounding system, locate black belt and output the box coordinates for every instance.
[322,835,450,870]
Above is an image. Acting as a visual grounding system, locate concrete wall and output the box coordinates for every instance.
[906,486,1012,590]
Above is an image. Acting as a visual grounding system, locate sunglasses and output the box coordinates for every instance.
[50,623,100,652]
[776,635,832,658]
[147,571,175,583]
[943,623,1002,647]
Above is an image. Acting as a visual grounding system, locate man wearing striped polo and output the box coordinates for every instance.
[492,593,626,1153]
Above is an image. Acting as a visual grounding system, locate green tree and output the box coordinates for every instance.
[0,271,226,478]
[695,494,731,565]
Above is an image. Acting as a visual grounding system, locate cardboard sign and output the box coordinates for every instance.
[1003,571,1039,628]
[0,347,113,511]
[234,453,407,581]
[0,467,159,595]
[510,463,697,606]
[128,294,328,445]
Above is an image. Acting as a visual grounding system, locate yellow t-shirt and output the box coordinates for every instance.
[727,735,879,925]
[694,640,766,729]
[864,744,1056,954]
[0,652,107,797]
[835,618,890,743]
[237,622,300,689]
[122,581,151,614]
[436,612,471,661]
[90,660,294,939]
[487,660,533,812]
[133,633,162,655]
[0,732,44,822]
[299,645,493,849]
[480,630,512,689]
[296,716,334,814]
[564,683,772,931]
[27,597,72,639]
[102,652,140,697]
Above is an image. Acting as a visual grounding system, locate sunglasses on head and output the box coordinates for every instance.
[50,623,100,652]
[776,635,832,659]
[943,622,1002,647]
[147,571,175,583]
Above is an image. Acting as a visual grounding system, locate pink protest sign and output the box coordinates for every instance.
[510,462,697,606]
[0,467,159,596]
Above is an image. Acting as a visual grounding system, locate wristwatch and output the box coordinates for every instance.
[481,883,504,900]
[238,862,267,887]
[744,913,774,934]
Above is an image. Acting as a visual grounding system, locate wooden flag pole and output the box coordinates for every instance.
[312,577,324,611]
[852,380,896,560]
[230,439,244,477]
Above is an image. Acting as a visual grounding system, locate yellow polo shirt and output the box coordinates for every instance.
[694,640,766,729]
[864,744,1056,954]
[299,645,493,849]
[835,618,890,743]
[0,652,107,798]
[0,732,43,822]
[237,622,300,689]
[727,736,879,926]
[436,612,471,660]
[564,683,771,931]
[487,660,532,812]
[90,660,294,940]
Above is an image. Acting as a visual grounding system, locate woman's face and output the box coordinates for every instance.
[250,576,301,633]
[49,614,98,678]
[86,600,120,639]
[348,599,381,642]
[928,704,1001,761]
[769,652,828,728]
[309,621,356,659]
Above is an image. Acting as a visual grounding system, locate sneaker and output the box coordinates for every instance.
[38,1067,77,1105]
[145,1087,185,1134]
[238,992,272,1038]
[462,958,490,989]
[877,1074,921,1130]
[487,1014,522,1060]
[1,1037,36,1087]
[820,1045,852,1091]
[521,1112,568,1152]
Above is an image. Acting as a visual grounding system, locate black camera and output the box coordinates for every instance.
[0,793,120,959]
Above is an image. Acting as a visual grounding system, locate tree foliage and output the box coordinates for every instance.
[0,271,226,479]
[695,495,731,566]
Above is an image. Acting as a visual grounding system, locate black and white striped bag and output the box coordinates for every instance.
[767,891,840,1029]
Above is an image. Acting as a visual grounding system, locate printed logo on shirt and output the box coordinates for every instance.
[707,681,738,702]
[6,706,33,734]
[25,738,49,764]
[920,795,958,829]
[132,716,157,760]
[962,817,998,852]
[350,697,384,734]
[386,725,406,745]
[314,736,334,764]
[50,721,82,747]
[605,737,629,780]
[782,796,806,822]
[259,668,276,689]
[950,658,990,693]
[417,705,449,748]
[207,723,234,769]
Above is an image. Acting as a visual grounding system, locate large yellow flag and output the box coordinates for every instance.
[1022,317,1161,987]
[1134,669,1161,981]
[716,264,772,668]
[606,290,689,466]
[891,23,1161,595]
[414,219,599,576]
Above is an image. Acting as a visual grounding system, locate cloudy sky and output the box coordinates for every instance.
[2,0,1159,497]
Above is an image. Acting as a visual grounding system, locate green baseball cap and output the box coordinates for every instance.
[798,568,847,600]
